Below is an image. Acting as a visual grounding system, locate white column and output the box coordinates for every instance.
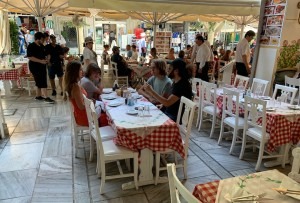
[36,16,43,32]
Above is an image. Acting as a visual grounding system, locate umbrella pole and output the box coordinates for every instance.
[153,12,158,48]
[37,16,43,32]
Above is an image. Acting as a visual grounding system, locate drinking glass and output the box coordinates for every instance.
[276,96,282,107]
[268,98,276,108]
[138,106,144,117]
[144,105,150,116]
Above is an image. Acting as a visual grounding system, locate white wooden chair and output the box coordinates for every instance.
[198,81,220,138]
[155,97,196,184]
[86,97,139,194]
[218,88,245,154]
[288,147,300,183]
[167,164,199,203]
[111,61,129,87]
[83,96,116,163]
[219,60,235,85]
[191,78,202,127]
[250,78,269,96]
[285,76,300,105]
[239,96,288,171]
[272,84,298,104]
[65,92,89,158]
[233,75,249,90]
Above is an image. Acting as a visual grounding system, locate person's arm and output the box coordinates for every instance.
[72,84,85,110]
[242,55,250,73]
[27,56,47,64]
[190,45,197,63]
[143,84,179,107]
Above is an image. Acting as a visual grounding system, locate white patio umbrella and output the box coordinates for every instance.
[0,10,11,54]
[0,0,68,31]
[218,15,259,40]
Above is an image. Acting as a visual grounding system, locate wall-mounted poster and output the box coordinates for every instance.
[260,0,287,46]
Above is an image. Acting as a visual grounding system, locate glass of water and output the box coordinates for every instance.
[144,105,150,116]
[138,106,144,117]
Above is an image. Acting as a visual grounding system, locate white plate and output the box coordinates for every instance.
[127,110,138,115]
[266,107,276,111]
[102,96,116,100]
[102,90,112,94]
[259,96,271,100]
[288,105,300,110]
[108,102,123,107]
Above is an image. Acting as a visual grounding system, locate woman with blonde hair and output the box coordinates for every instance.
[138,59,172,103]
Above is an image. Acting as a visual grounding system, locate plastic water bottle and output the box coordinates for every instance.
[8,56,12,67]
[112,80,119,91]
[246,89,251,97]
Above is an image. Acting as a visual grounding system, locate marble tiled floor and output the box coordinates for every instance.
[0,88,292,203]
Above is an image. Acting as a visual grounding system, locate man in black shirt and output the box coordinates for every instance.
[45,35,64,96]
[142,59,192,121]
[111,46,132,84]
[27,32,55,103]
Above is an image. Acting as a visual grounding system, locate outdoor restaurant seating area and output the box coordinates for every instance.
[0,64,299,202]
[0,0,300,203]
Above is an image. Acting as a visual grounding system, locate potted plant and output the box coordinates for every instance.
[275,39,300,84]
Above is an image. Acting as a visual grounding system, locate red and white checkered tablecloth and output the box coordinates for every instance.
[215,90,300,152]
[257,114,300,152]
[103,94,185,159]
[192,180,220,203]
[113,119,185,158]
[0,64,29,86]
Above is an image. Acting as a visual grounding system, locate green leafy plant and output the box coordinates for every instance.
[9,20,19,55]
[277,39,300,70]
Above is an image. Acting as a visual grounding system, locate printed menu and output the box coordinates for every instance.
[260,0,287,46]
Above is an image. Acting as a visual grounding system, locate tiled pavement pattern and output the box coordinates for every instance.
[0,89,292,203]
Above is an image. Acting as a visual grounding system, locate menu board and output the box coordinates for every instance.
[260,0,287,46]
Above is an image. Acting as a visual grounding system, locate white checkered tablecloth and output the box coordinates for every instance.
[193,180,220,203]
[103,93,185,159]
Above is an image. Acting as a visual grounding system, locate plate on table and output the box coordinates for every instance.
[102,90,112,94]
[287,105,300,110]
[127,110,138,115]
[135,95,143,99]
[108,102,123,107]
[259,96,271,100]
[102,96,116,100]
[266,107,276,111]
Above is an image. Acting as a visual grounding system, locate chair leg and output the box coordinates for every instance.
[255,142,265,171]
[229,128,237,155]
[209,115,216,138]
[134,154,139,190]
[197,109,203,132]
[239,133,247,160]
[155,152,160,185]
[74,129,79,158]
[89,137,95,162]
[196,106,200,127]
[218,119,225,145]
[99,164,106,194]
[183,158,187,179]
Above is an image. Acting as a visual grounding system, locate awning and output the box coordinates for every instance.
[69,0,261,16]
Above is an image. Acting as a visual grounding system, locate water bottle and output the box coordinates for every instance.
[8,56,12,67]
[112,80,119,91]
[246,89,251,97]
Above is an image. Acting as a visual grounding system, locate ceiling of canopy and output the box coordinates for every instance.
[0,0,261,23]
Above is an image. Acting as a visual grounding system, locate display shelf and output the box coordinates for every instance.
[154,31,172,54]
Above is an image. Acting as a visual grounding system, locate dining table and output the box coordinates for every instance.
[193,169,300,203]
[213,87,300,166]
[0,65,24,96]
[101,89,185,189]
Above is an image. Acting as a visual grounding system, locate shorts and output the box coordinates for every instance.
[236,62,248,77]
[29,65,47,88]
[48,64,64,79]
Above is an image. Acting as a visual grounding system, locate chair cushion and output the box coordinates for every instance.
[247,127,270,142]
[102,140,136,159]
[224,117,245,129]
[91,126,116,141]
[203,105,220,115]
